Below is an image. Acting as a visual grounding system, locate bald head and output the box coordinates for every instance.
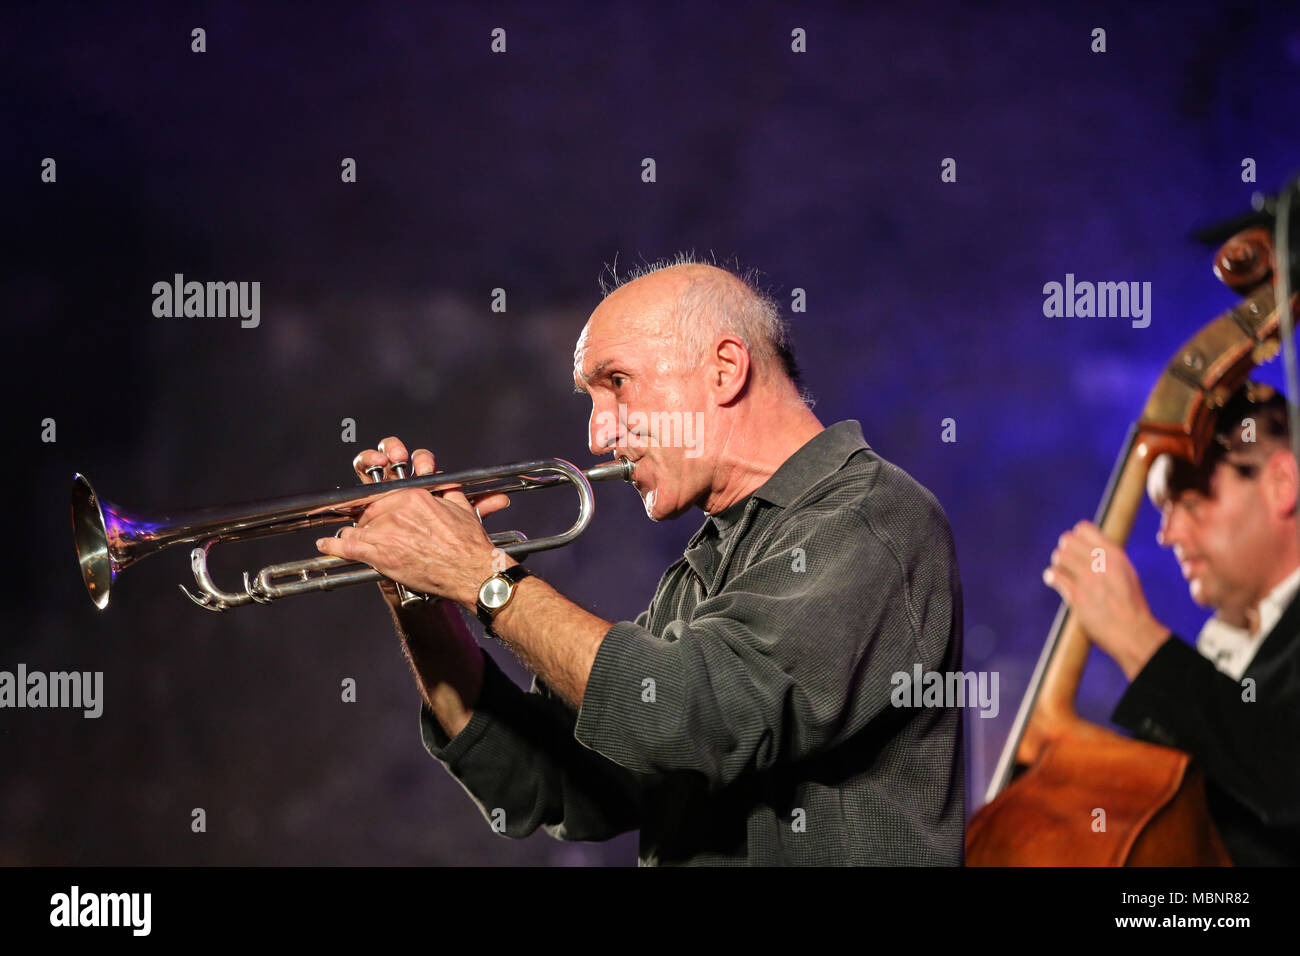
[572,258,824,521]
[576,260,801,393]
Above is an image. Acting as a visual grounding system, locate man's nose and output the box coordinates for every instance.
[588,401,625,457]
[1156,506,1184,548]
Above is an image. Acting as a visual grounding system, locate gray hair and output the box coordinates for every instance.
[598,252,812,406]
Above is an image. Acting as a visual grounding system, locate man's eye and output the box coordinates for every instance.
[612,375,626,389]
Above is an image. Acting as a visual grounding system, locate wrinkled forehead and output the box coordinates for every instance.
[573,317,625,382]
[572,296,673,381]
[572,321,594,376]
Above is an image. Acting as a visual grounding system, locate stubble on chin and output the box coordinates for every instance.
[642,488,659,522]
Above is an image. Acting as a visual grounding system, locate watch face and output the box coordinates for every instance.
[480,574,512,610]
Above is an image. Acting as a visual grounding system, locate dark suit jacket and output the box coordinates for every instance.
[1111,587,1300,865]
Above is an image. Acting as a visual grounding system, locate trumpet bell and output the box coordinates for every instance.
[72,473,115,610]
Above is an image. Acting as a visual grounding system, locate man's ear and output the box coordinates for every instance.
[711,336,749,404]
[1265,446,1299,518]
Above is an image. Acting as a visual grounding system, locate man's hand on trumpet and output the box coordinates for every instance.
[316,436,515,609]
[328,437,499,740]
[319,435,612,712]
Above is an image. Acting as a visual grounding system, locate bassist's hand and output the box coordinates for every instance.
[1043,520,1171,680]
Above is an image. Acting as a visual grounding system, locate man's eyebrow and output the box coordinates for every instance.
[573,359,613,393]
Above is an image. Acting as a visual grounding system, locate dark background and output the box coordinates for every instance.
[3,0,1297,864]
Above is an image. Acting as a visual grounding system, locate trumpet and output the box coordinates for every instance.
[71,457,635,612]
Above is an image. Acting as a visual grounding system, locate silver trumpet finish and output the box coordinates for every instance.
[71,457,635,612]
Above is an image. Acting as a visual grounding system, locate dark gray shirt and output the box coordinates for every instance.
[419,420,966,865]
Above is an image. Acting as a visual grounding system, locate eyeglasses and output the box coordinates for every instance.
[1221,456,1261,480]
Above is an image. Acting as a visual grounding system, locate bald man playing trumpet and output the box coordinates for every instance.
[317,258,965,866]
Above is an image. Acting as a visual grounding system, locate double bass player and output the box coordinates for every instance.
[1044,382,1300,865]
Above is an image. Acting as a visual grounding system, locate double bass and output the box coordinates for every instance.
[967,225,1294,865]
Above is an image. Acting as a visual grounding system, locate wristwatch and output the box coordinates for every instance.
[476,564,533,632]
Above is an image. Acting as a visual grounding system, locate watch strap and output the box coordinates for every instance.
[476,564,533,630]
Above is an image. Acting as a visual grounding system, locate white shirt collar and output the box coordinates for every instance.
[1196,565,1300,680]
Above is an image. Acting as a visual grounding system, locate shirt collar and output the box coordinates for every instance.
[683,421,872,587]
[1260,565,1300,627]
[684,420,873,556]
[748,420,873,508]
[1196,564,1300,679]
[1213,565,1300,639]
